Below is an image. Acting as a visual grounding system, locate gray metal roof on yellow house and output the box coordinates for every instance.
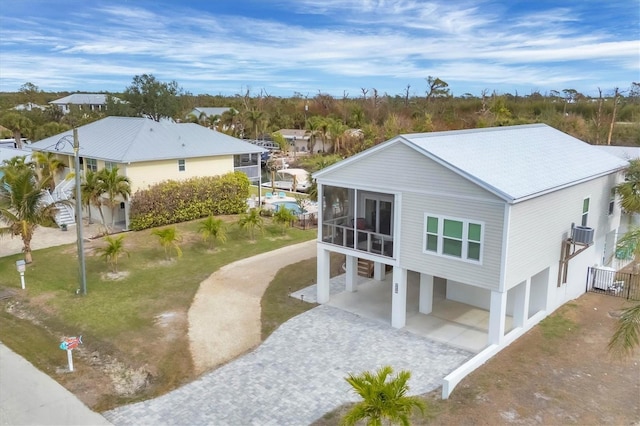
[29,116,264,163]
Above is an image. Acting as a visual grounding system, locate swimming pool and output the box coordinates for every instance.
[272,201,305,214]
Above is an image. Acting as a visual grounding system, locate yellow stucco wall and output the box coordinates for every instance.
[46,153,234,194]
[125,156,234,193]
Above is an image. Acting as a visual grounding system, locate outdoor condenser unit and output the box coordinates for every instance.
[572,225,594,245]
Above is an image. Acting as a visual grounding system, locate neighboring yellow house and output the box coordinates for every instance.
[30,116,264,230]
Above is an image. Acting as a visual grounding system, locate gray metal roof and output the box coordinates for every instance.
[49,93,114,105]
[316,124,628,203]
[29,117,264,163]
[594,145,640,161]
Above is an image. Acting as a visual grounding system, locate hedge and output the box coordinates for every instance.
[129,172,250,230]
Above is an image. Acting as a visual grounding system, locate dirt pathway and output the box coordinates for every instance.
[187,239,317,374]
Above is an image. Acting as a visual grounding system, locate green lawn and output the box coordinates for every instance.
[0,215,316,410]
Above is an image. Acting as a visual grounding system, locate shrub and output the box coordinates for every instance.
[129,172,250,230]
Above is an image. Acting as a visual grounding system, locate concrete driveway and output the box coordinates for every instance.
[104,305,472,425]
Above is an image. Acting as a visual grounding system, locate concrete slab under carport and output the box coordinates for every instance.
[296,273,513,353]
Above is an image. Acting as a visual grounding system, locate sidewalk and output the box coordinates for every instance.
[0,342,112,426]
[0,221,107,258]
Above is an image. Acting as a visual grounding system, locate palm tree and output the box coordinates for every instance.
[198,215,227,249]
[245,108,264,139]
[96,167,131,232]
[0,112,33,149]
[32,151,65,192]
[328,118,347,154]
[237,208,263,241]
[304,117,321,153]
[609,158,640,357]
[97,235,129,273]
[151,227,182,260]
[272,206,296,235]
[342,366,425,426]
[81,170,103,225]
[0,164,66,263]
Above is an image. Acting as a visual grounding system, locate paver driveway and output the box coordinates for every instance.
[104,305,472,425]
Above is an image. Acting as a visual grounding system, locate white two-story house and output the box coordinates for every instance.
[313,124,627,397]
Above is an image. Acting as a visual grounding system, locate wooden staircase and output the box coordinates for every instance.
[357,258,374,277]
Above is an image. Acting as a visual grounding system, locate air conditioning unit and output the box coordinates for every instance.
[572,226,594,245]
[592,266,615,290]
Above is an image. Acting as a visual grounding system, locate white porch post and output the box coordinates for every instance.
[488,290,507,345]
[345,255,358,292]
[317,246,331,304]
[373,262,386,281]
[419,273,434,314]
[513,279,530,328]
[391,266,407,328]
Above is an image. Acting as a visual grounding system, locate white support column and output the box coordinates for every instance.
[373,262,386,281]
[345,255,358,292]
[317,246,331,304]
[391,266,407,328]
[488,290,507,345]
[419,273,434,314]
[513,279,530,328]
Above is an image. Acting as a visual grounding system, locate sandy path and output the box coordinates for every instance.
[188,239,317,374]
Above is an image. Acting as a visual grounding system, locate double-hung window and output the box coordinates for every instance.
[424,214,483,263]
[178,159,186,172]
[86,158,98,172]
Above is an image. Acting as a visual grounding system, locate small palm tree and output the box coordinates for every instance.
[81,170,103,225]
[0,163,67,263]
[152,227,182,260]
[198,215,227,249]
[97,235,129,273]
[96,166,131,232]
[342,365,425,426]
[32,151,65,192]
[272,206,296,235]
[237,208,264,241]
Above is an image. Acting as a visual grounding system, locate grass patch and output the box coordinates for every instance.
[261,253,344,340]
[0,215,316,410]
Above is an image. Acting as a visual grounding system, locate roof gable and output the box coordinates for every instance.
[316,124,627,203]
[29,117,264,163]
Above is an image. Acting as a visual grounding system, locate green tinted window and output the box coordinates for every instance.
[443,219,462,239]
[443,238,462,257]
[468,223,481,241]
[426,235,438,251]
[583,198,589,213]
[468,242,481,260]
[427,216,438,233]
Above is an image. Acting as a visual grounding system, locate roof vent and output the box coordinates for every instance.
[572,226,594,245]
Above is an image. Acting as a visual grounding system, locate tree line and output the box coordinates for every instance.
[1,77,639,154]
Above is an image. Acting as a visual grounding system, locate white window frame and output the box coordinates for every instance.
[105,161,116,171]
[608,189,615,216]
[423,213,484,264]
[178,159,186,172]
[582,197,590,226]
[85,158,98,172]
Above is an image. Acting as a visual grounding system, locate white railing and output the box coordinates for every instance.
[321,217,394,257]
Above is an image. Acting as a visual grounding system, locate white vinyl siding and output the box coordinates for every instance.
[505,173,621,290]
[400,191,504,290]
[319,142,498,201]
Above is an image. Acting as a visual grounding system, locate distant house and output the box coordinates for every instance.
[13,103,46,112]
[313,124,627,397]
[49,93,121,114]
[275,129,310,153]
[29,117,264,229]
[187,107,234,122]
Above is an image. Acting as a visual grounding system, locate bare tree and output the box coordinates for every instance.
[607,88,621,145]
[403,84,411,107]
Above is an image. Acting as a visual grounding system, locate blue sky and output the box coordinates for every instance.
[1,0,638,98]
